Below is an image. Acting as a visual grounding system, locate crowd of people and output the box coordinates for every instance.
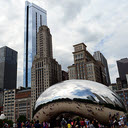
[108,113,128,128]
[60,118,103,128]
[15,118,108,128]
[1,114,128,128]
[16,120,50,128]
[15,118,100,128]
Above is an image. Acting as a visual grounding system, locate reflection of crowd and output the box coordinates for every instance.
[108,113,127,128]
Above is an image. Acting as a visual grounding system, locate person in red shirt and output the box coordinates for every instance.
[80,118,85,128]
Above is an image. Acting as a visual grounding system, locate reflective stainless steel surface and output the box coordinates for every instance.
[33,80,126,123]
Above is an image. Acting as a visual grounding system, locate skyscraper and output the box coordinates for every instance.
[0,46,17,90]
[93,51,111,85]
[31,26,62,117]
[117,58,128,88]
[23,1,47,88]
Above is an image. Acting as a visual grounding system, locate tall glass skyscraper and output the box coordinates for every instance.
[93,51,111,85]
[117,58,128,88]
[23,1,47,87]
[0,46,17,90]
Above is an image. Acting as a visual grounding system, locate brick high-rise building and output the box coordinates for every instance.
[68,43,107,85]
[15,88,31,122]
[31,26,62,117]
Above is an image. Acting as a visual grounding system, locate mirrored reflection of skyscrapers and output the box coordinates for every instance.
[23,1,47,88]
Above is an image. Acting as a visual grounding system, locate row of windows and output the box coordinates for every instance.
[5,91,15,94]
[16,102,30,107]
[8,117,14,120]
[86,64,93,67]
[75,54,83,60]
[35,61,43,68]
[4,104,14,106]
[87,71,93,75]
[17,103,27,107]
[87,75,94,79]
[75,46,82,52]
[5,98,14,100]
[5,94,14,97]
[77,73,86,79]
[5,101,14,103]
[4,110,14,113]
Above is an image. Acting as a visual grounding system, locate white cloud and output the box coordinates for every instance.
[0,0,128,87]
[0,0,24,87]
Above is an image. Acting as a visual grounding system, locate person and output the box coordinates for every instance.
[3,123,8,128]
[48,122,50,128]
[34,120,41,128]
[98,122,101,128]
[85,119,89,128]
[13,123,17,128]
[123,115,127,126]
[61,118,67,128]
[25,120,31,128]
[80,118,85,128]
[42,121,46,128]
[17,121,22,128]
[93,119,98,128]
[89,120,95,128]
[45,122,49,128]
[113,118,119,128]
[75,118,80,128]
[120,116,124,127]
[21,122,25,127]
[67,122,72,128]
[71,120,75,128]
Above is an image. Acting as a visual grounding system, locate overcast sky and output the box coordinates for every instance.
[0,0,128,87]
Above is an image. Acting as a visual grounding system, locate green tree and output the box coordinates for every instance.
[7,120,13,127]
[17,115,27,123]
[0,119,3,127]
[0,119,13,127]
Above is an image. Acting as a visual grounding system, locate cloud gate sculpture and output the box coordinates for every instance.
[33,80,126,124]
